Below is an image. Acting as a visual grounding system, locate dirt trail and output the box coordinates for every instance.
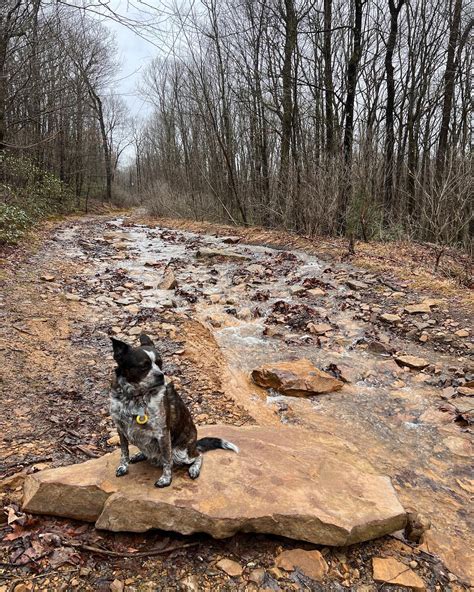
[1,213,472,591]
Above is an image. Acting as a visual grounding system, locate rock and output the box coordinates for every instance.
[40,274,55,282]
[290,285,307,295]
[307,288,325,297]
[346,280,368,291]
[107,434,120,446]
[128,326,142,336]
[394,355,429,370]
[404,303,432,314]
[159,269,178,290]
[221,236,241,244]
[419,334,429,343]
[404,511,431,543]
[307,323,333,335]
[248,569,265,585]
[110,580,124,592]
[22,425,406,544]
[251,360,344,396]
[379,313,401,324]
[124,304,140,315]
[237,307,252,320]
[372,557,425,590]
[196,248,249,261]
[455,329,470,338]
[275,549,328,582]
[216,559,243,577]
[457,386,474,397]
[65,293,81,302]
[367,340,392,355]
[180,575,200,591]
[443,436,471,457]
[209,294,221,304]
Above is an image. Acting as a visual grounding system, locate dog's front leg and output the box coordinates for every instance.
[155,431,172,488]
[116,430,130,477]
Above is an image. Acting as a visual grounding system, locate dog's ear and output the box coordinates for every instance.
[139,333,155,347]
[111,337,130,363]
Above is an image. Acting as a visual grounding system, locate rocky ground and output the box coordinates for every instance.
[0,212,472,592]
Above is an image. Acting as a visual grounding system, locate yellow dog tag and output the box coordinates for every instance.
[136,414,148,425]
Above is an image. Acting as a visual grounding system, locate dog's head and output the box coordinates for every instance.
[111,333,164,390]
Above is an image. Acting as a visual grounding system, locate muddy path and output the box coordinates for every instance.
[0,214,472,591]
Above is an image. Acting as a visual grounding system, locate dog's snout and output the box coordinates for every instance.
[154,371,165,386]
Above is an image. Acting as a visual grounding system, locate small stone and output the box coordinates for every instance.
[65,293,81,301]
[248,568,265,585]
[372,557,425,590]
[237,307,252,320]
[394,355,429,370]
[209,294,221,304]
[367,340,392,355]
[128,326,142,336]
[454,329,469,338]
[180,575,200,592]
[409,560,418,568]
[380,313,401,324]
[13,586,33,592]
[419,334,429,343]
[124,304,140,314]
[275,549,328,582]
[290,285,307,295]
[307,323,332,335]
[457,386,474,397]
[40,274,55,282]
[107,434,120,446]
[110,580,124,592]
[221,235,241,244]
[346,279,368,291]
[405,303,432,314]
[159,269,178,290]
[307,288,325,297]
[216,558,243,577]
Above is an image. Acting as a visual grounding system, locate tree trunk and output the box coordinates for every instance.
[383,0,405,222]
[338,0,364,235]
[279,0,297,211]
[436,0,462,178]
[323,0,335,155]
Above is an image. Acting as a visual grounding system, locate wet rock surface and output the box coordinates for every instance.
[1,213,473,590]
[251,359,344,396]
[23,425,406,543]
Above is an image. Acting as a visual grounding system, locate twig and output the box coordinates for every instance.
[65,540,199,558]
[12,325,34,336]
[74,445,99,458]
[1,455,52,470]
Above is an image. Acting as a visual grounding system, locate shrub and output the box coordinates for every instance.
[0,152,76,244]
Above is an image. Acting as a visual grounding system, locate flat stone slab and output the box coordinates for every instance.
[23,426,406,544]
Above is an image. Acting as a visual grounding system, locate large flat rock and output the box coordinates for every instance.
[23,426,406,545]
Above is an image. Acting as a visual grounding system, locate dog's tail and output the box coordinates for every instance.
[196,437,239,454]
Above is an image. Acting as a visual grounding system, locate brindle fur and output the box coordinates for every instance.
[110,333,237,488]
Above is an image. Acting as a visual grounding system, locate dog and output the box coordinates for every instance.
[109,333,238,488]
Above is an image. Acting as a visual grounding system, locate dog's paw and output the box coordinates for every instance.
[129,452,147,464]
[154,476,172,488]
[188,464,201,479]
[115,465,128,477]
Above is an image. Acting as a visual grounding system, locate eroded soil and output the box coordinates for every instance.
[1,214,472,592]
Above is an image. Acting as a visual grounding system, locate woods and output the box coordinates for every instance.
[132,0,472,248]
[0,0,472,249]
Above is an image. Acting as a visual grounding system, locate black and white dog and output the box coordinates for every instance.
[110,334,238,488]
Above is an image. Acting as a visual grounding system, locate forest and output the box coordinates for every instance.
[0,0,472,247]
